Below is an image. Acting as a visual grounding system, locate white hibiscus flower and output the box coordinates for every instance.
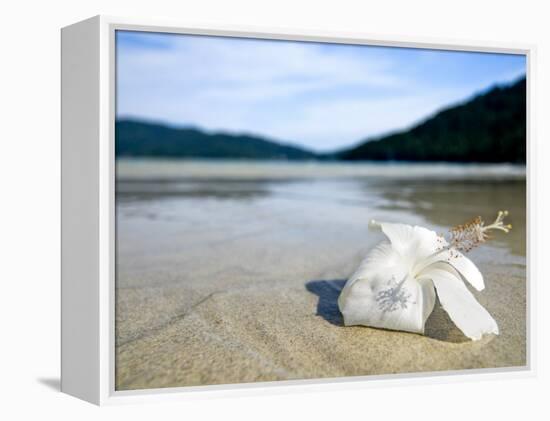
[338,211,511,340]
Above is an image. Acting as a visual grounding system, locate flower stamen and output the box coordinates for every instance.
[449,210,512,253]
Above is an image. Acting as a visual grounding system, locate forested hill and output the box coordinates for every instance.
[115,120,317,160]
[337,77,526,163]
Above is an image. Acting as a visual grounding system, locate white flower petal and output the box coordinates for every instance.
[419,249,485,291]
[420,266,498,340]
[347,241,402,283]
[447,251,485,291]
[421,278,437,323]
[339,274,435,334]
[338,241,396,308]
[371,220,440,261]
[338,241,436,334]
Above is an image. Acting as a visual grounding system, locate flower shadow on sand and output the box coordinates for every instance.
[305,280,471,343]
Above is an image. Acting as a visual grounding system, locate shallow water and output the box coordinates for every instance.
[116,159,526,264]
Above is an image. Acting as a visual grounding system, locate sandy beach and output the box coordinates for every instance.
[114,160,527,390]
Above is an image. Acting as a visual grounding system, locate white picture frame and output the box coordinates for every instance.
[61,15,536,405]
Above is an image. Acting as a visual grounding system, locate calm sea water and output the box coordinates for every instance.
[116,159,526,181]
[115,159,527,283]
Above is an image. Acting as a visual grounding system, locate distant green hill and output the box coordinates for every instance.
[115,120,317,160]
[337,77,526,163]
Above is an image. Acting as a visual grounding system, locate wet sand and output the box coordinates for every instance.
[115,161,527,390]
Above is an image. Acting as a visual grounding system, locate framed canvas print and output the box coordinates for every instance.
[61,15,534,405]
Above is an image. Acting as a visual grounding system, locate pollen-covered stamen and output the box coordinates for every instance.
[412,211,512,276]
[484,210,513,233]
[449,211,512,253]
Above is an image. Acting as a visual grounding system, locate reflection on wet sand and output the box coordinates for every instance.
[116,179,275,202]
[363,179,526,256]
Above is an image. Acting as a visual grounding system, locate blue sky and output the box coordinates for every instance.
[116,30,526,152]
